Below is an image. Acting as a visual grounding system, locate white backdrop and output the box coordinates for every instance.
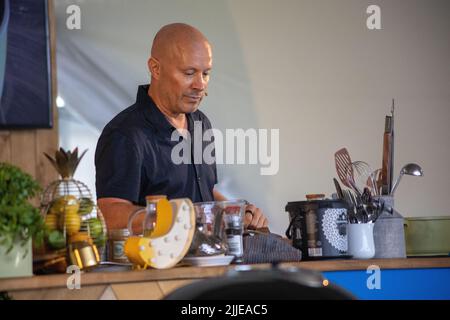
[55,0,450,235]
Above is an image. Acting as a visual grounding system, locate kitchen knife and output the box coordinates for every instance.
[389,100,395,194]
[380,115,392,195]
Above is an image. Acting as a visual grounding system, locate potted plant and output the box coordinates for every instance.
[0,162,45,278]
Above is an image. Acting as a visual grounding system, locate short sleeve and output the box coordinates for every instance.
[95,130,142,203]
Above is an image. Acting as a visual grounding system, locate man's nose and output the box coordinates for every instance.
[192,73,207,91]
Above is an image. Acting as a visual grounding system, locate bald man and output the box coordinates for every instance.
[95,23,268,233]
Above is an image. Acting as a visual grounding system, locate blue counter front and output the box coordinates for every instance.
[1,257,449,300]
[324,266,450,299]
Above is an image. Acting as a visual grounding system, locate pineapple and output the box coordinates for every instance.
[43,148,86,237]
[44,147,87,179]
[41,147,107,266]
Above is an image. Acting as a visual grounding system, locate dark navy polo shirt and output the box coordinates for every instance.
[95,84,217,206]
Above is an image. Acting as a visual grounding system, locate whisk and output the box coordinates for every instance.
[351,161,379,196]
[368,168,382,196]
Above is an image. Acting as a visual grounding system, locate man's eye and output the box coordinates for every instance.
[203,72,210,77]
[185,72,194,76]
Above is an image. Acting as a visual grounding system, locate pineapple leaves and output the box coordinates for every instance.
[44,147,88,179]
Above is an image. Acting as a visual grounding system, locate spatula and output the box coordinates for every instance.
[334,148,354,189]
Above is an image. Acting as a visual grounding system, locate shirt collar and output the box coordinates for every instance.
[136,84,197,136]
[136,84,174,134]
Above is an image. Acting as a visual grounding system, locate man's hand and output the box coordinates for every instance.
[213,189,269,230]
[244,203,269,230]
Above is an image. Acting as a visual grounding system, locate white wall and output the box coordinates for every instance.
[56,0,450,235]
[58,107,99,199]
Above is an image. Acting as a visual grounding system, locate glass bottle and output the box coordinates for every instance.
[222,201,246,263]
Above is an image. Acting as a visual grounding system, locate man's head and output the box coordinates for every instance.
[148,23,212,115]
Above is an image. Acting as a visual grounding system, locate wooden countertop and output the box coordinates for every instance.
[1,257,449,292]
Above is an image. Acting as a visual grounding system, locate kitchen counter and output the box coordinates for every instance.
[1,257,449,299]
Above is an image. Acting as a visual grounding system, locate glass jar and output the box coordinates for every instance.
[108,229,130,263]
[143,195,167,236]
[127,195,167,236]
[68,232,100,270]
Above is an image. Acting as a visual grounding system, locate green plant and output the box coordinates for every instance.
[0,162,45,254]
[0,291,12,300]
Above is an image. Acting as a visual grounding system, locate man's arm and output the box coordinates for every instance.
[97,198,145,234]
[213,188,228,201]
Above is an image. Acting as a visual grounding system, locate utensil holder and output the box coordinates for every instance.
[373,196,406,258]
[347,223,375,259]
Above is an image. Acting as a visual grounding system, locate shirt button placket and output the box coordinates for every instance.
[195,165,206,201]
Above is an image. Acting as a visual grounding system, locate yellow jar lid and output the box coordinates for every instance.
[69,232,92,244]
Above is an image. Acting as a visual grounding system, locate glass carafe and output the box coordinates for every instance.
[127,195,167,236]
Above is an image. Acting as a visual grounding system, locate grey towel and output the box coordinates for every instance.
[243,233,302,264]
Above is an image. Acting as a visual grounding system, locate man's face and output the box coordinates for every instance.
[157,41,212,114]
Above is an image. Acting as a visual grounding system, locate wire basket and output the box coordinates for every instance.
[40,178,107,262]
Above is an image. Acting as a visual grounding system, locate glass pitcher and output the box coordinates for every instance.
[187,201,227,257]
[127,195,167,236]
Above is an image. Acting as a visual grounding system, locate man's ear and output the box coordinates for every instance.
[148,57,160,79]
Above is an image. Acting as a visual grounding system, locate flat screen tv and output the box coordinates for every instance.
[0,0,52,129]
